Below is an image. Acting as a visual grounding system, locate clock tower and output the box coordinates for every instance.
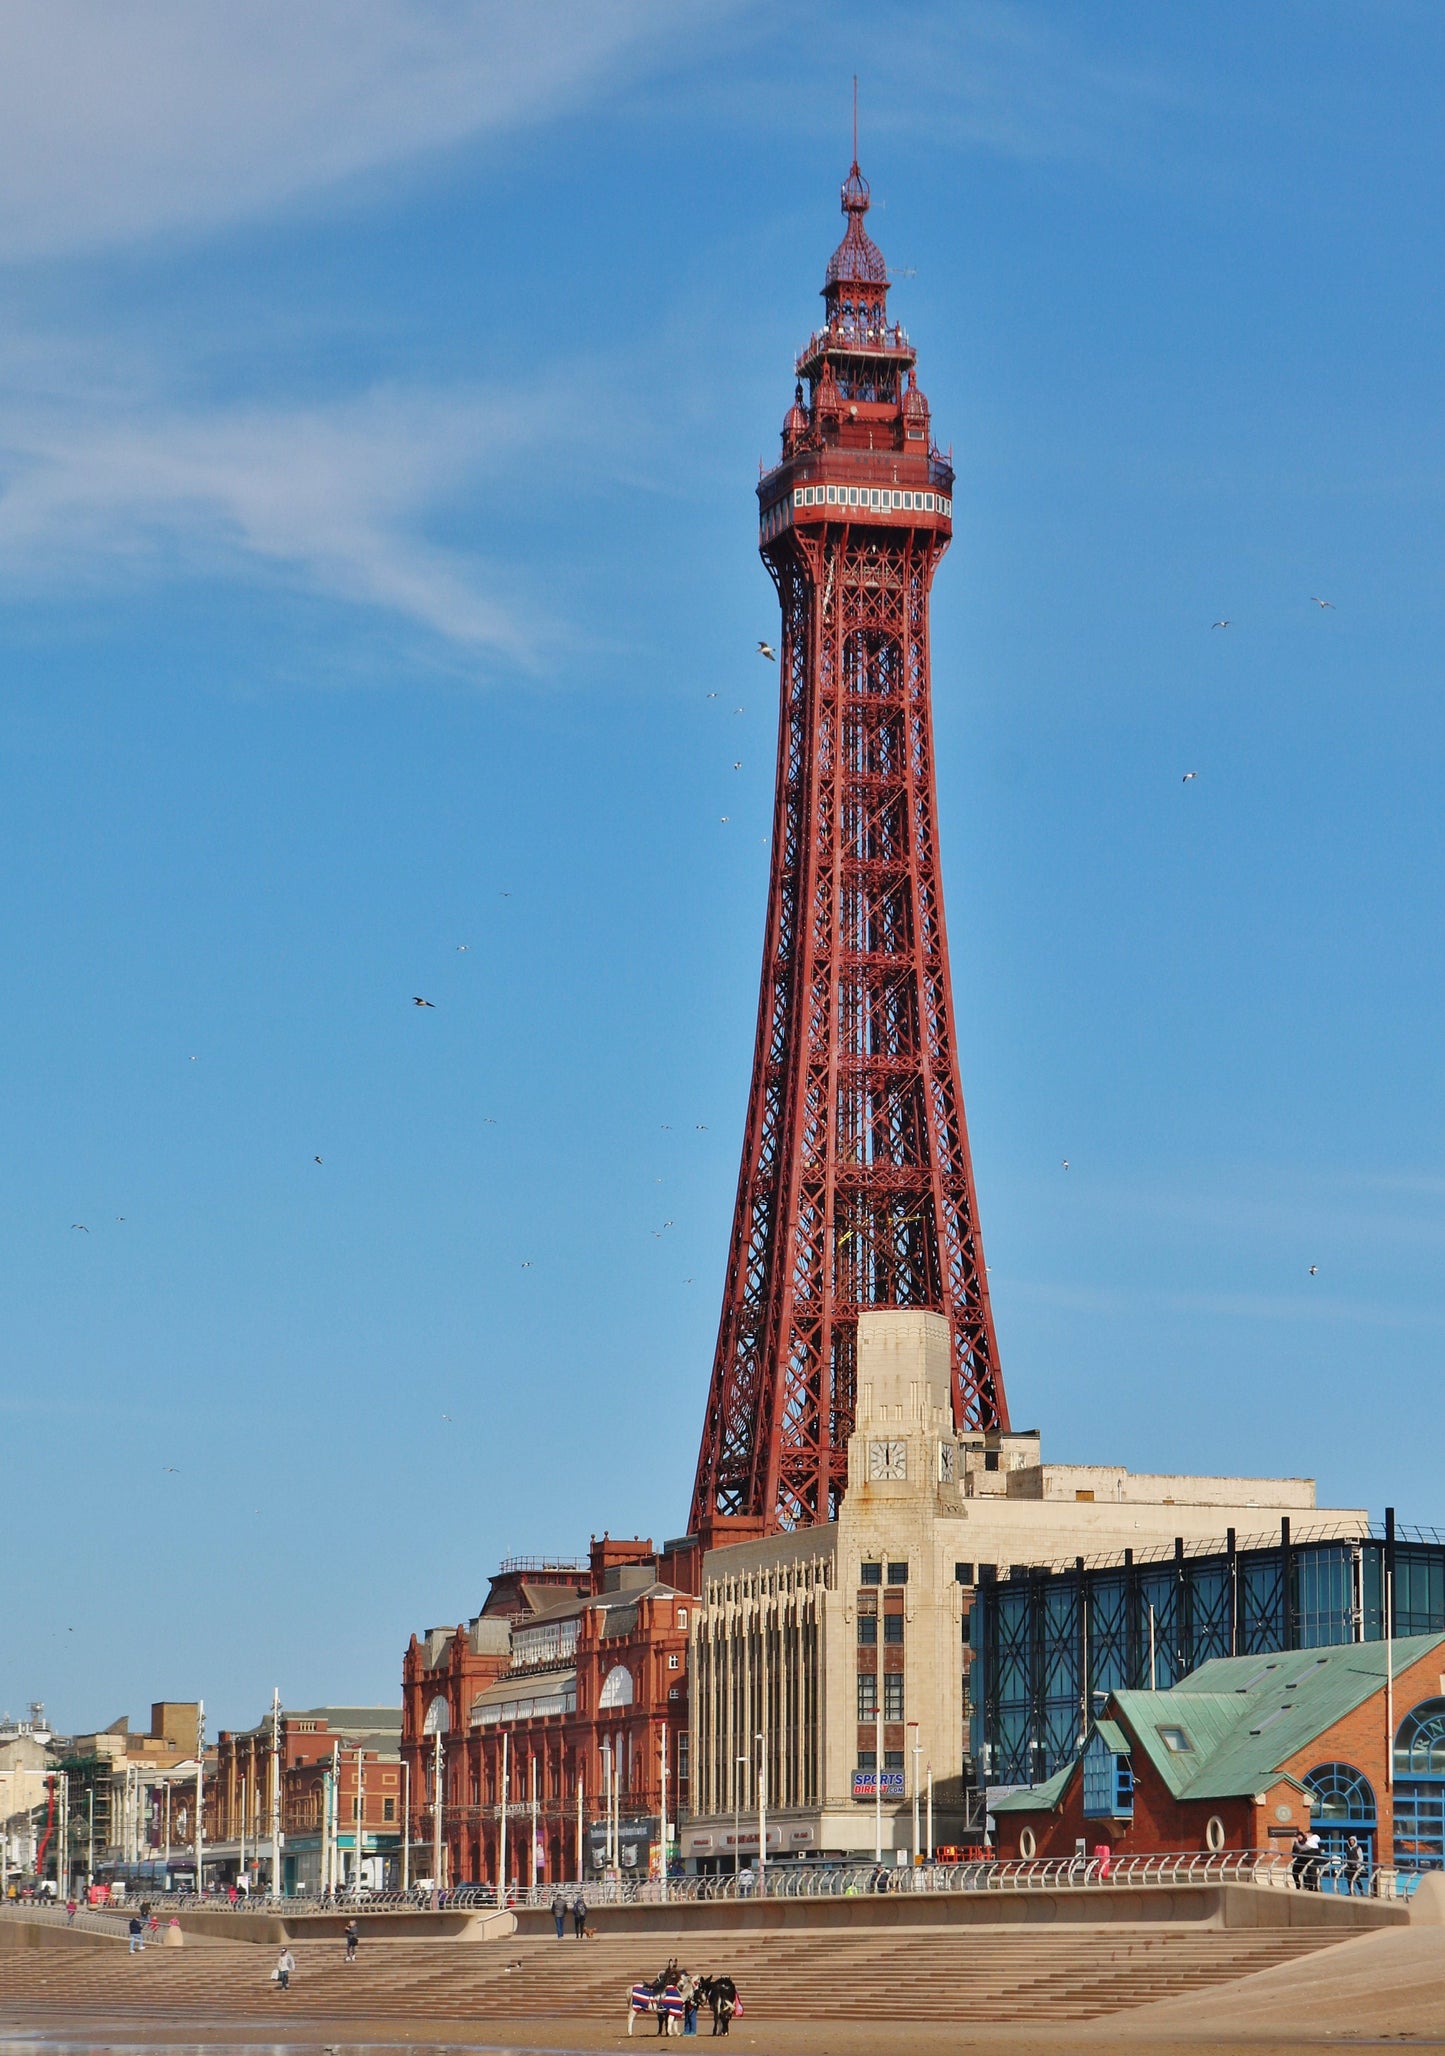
[847,1308,961,1507]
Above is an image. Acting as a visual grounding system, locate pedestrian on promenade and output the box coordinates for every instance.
[1303,1828,1324,1891]
[127,1915,145,1954]
[272,1946,295,1992]
[1289,1830,1308,1888]
[571,1891,588,1938]
[65,1898,77,1924]
[345,1918,360,1962]
[1344,1835,1366,1895]
[551,1888,569,1938]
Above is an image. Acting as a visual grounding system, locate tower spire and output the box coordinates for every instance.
[689,161,1008,1538]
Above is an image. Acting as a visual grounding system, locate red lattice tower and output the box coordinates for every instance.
[690,158,1010,1536]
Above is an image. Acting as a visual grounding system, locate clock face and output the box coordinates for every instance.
[869,1439,907,1481]
[938,1441,956,1482]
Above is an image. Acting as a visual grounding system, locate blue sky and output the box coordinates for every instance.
[2,1,1442,1735]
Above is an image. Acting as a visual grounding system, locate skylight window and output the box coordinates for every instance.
[1157,1726,1193,1754]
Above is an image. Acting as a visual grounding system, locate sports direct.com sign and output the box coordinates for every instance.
[851,1770,905,1800]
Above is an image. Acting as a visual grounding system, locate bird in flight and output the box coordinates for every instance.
[1308,1264,1319,1276]
[484,1117,497,1125]
[499,891,512,898]
[757,641,776,660]
[1061,1160,1070,1171]
[1310,597,1335,609]
[413,996,436,1008]
[696,1124,708,1131]
[314,1156,323,1166]
[732,761,743,770]
[720,816,730,823]
[521,1260,533,1269]
[71,1223,89,1232]
[1182,771,1198,783]
[683,1277,694,1286]
[706,691,718,699]
[456,944,469,952]
[1211,620,1230,630]
[441,1413,452,1423]
[164,1466,180,1474]
[733,706,745,715]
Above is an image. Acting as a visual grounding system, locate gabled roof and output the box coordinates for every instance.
[1115,1632,1445,1802]
[991,1764,1070,1814]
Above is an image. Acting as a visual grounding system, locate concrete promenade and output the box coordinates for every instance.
[1,1884,1432,2050]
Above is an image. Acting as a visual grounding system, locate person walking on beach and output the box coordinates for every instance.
[344,1918,360,1962]
[571,1890,588,1938]
[273,1946,295,1992]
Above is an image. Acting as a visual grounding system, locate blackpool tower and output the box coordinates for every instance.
[690,158,1011,1537]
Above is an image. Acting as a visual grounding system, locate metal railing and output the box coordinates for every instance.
[19,1849,1416,1920]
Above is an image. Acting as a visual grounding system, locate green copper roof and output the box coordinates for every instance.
[1113,1632,1445,1802]
[991,1764,1070,1814]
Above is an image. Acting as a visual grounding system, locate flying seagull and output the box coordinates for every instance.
[71,1223,89,1232]
[441,1413,453,1423]
[696,1124,708,1131]
[1182,771,1198,783]
[1061,1160,1070,1171]
[1211,619,1231,630]
[1310,597,1335,609]
[313,1156,323,1165]
[720,816,730,823]
[456,944,469,952]
[164,1466,180,1474]
[757,641,776,660]
[1308,1264,1319,1276]
[733,761,743,770]
[413,996,436,1008]
[706,691,719,699]
[733,706,745,714]
[521,1260,534,1269]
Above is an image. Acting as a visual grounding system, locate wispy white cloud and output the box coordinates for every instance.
[0,362,588,660]
[0,0,743,260]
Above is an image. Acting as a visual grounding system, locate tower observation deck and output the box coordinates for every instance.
[690,159,1010,1537]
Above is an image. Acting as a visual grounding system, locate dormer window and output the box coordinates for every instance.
[1082,1729,1134,1819]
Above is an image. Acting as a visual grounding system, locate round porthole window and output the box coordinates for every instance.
[1206,1816,1226,1853]
[1019,1827,1036,1859]
[1274,1803,1293,1823]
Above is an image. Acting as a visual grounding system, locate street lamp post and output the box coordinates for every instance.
[874,1705,883,1865]
[909,1724,921,1870]
[659,1722,669,1906]
[431,1728,443,1897]
[733,1754,746,1886]
[755,1731,767,1901]
[499,1730,509,1907]
[354,1746,366,1892]
[195,1700,205,1897]
[926,1763,934,1862]
[269,1689,282,1898]
[402,1757,411,1894]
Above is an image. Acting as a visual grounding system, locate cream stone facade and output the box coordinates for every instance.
[685,1310,1367,1868]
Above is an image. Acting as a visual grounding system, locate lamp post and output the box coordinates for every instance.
[659,1722,669,1906]
[575,1772,584,1883]
[909,1723,921,1870]
[269,1689,282,1899]
[529,1753,538,1893]
[354,1746,366,1893]
[195,1699,205,1897]
[874,1704,883,1864]
[431,1728,443,1896]
[926,1763,934,1862]
[755,1730,767,1901]
[735,1759,748,1883]
[402,1757,411,1895]
[499,1730,509,1907]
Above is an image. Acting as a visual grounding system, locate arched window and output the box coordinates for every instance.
[599,1664,635,1710]
[423,1695,450,1736]
[1303,1762,1376,1886]
[1394,1699,1445,1874]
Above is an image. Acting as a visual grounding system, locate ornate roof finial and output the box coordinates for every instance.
[826,77,887,290]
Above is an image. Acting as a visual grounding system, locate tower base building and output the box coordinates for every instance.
[685,1311,1367,1868]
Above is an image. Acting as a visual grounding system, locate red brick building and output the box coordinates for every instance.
[401,1537,693,1888]
[991,1631,1445,1877]
[208,1705,403,1892]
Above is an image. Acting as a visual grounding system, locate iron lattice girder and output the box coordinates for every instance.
[691,500,1007,1533]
